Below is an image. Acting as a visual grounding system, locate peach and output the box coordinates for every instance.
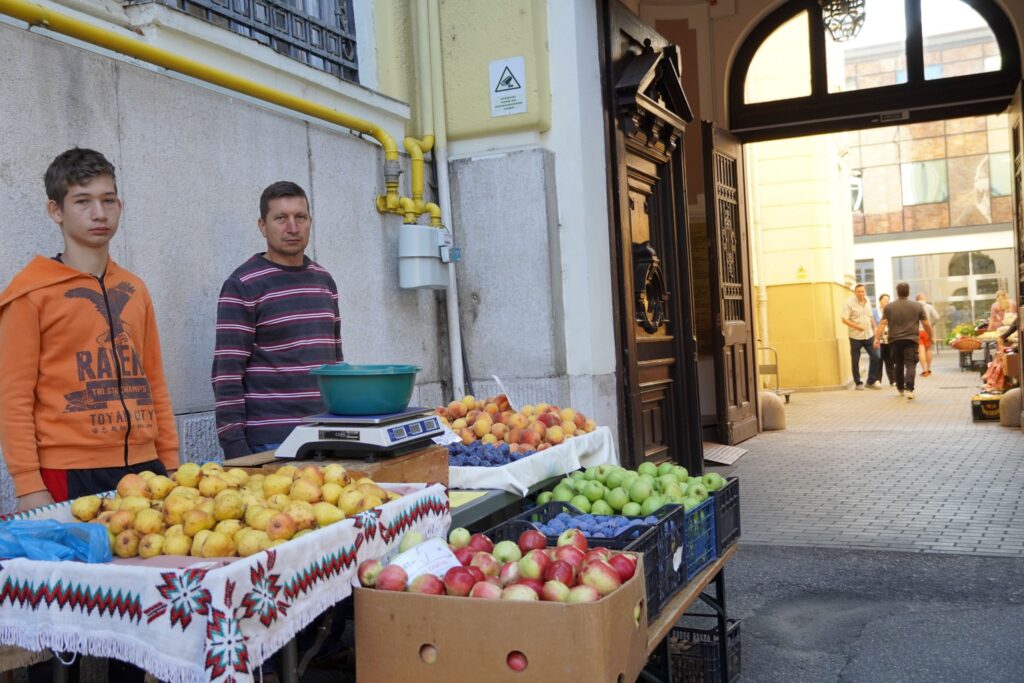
[458,428,476,445]
[574,412,587,428]
[537,442,551,451]
[506,427,525,444]
[561,420,577,436]
[584,418,597,432]
[460,395,477,409]
[545,426,565,445]
[446,401,467,419]
[484,403,499,416]
[472,418,493,438]
[481,433,498,445]
[520,430,541,447]
[559,407,577,424]
[490,423,508,440]
[451,418,468,430]
[538,412,560,429]
[507,413,530,430]
[528,421,547,438]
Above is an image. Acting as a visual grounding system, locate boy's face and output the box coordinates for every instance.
[258,195,311,262]
[47,174,121,250]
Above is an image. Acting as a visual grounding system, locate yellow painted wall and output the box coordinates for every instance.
[764,282,854,388]
[374,0,413,105]
[438,0,551,140]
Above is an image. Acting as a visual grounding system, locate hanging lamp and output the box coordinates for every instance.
[820,0,866,42]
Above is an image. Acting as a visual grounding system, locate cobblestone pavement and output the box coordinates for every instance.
[713,351,1024,556]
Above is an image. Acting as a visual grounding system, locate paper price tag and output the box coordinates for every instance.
[432,425,462,446]
[389,537,461,582]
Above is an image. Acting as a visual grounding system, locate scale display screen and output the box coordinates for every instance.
[319,429,360,441]
[387,417,442,444]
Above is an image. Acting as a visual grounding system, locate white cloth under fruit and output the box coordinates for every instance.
[0,483,449,683]
[448,427,618,495]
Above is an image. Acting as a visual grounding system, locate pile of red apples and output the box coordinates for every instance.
[357,527,637,602]
[435,393,599,451]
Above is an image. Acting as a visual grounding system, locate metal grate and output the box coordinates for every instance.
[133,0,358,82]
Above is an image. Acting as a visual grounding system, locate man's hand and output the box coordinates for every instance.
[16,490,55,513]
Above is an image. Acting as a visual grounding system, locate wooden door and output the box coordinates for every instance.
[702,123,759,445]
[601,2,703,473]
[1009,82,1024,409]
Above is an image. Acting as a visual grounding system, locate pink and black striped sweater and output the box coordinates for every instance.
[211,254,342,457]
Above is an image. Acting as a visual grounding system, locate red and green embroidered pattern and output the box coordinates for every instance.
[205,608,249,680]
[380,495,448,542]
[239,551,289,627]
[282,542,359,601]
[0,577,141,621]
[144,569,211,630]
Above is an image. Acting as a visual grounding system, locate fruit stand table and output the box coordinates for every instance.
[0,484,449,683]
[640,543,738,683]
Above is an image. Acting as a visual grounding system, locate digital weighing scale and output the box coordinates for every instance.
[274,407,445,461]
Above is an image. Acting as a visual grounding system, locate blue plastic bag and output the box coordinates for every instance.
[0,519,112,563]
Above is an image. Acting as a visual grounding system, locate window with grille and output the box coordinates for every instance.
[133,0,358,82]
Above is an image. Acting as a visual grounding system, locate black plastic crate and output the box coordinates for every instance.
[683,497,717,581]
[711,477,740,554]
[484,501,681,622]
[645,618,741,683]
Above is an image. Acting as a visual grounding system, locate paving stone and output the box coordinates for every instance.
[711,353,1024,558]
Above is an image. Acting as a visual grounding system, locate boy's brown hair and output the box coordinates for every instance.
[44,148,117,207]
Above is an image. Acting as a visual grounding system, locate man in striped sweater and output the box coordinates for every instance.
[212,181,343,458]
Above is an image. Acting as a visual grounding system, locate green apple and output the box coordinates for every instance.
[622,502,642,517]
[657,474,679,490]
[685,482,709,501]
[605,470,626,490]
[681,496,701,511]
[605,487,630,511]
[657,462,676,477]
[570,471,586,481]
[552,484,575,502]
[663,483,684,500]
[537,491,554,505]
[637,462,658,477]
[560,477,576,489]
[583,481,605,503]
[573,478,589,493]
[628,480,652,504]
[638,473,656,488]
[702,472,726,492]
[570,495,592,513]
[584,466,600,481]
[640,495,664,516]
[672,466,689,481]
[591,500,614,516]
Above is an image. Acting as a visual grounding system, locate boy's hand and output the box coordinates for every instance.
[16,490,55,512]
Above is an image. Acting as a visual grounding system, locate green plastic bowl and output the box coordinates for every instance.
[311,363,421,415]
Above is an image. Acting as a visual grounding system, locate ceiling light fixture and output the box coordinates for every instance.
[820,0,866,42]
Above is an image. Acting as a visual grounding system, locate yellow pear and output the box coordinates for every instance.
[173,463,201,488]
[137,470,156,481]
[245,504,267,527]
[356,483,388,501]
[223,468,249,487]
[165,524,184,537]
[267,513,297,541]
[359,495,383,512]
[263,473,293,497]
[138,533,165,559]
[283,501,316,531]
[337,491,365,516]
[213,490,244,521]
[200,461,224,475]
[133,508,165,535]
[275,464,298,479]
[196,498,216,517]
[116,474,149,499]
[198,475,230,498]
[190,529,213,556]
[163,534,192,556]
[119,496,151,514]
[265,493,291,511]
[289,479,322,504]
[214,519,244,537]
[236,529,270,557]
[322,463,350,486]
[248,507,277,532]
[70,495,102,521]
[182,509,215,537]
[201,531,235,558]
[163,495,197,525]
[312,502,345,527]
[321,482,343,506]
[146,475,176,501]
[108,510,136,534]
[114,529,141,558]
[296,464,324,486]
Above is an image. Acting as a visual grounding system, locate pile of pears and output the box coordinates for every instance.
[70,461,399,560]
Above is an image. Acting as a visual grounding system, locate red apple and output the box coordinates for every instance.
[357,559,383,588]
[540,580,570,602]
[375,565,408,592]
[608,554,638,582]
[486,576,502,586]
[454,546,475,566]
[579,560,622,596]
[514,577,544,596]
[501,584,539,601]
[554,545,586,573]
[470,552,501,577]
[543,560,575,586]
[468,533,494,554]
[493,540,523,564]
[556,528,588,552]
[585,547,612,564]
[466,566,485,584]
[517,529,547,554]
[507,651,529,671]
[469,581,503,599]
[518,549,552,579]
[443,567,476,597]
[499,561,522,587]
[567,584,601,603]
[408,573,445,595]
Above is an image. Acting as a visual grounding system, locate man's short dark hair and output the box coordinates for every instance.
[44,148,117,207]
[896,282,910,298]
[260,181,309,220]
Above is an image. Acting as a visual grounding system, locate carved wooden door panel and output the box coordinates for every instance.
[602,1,703,473]
[702,123,758,445]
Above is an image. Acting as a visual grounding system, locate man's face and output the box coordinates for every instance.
[259,195,311,264]
[855,286,866,303]
[47,175,121,249]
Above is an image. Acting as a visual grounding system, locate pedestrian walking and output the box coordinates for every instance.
[875,282,932,400]
[876,293,896,386]
[915,293,940,376]
[842,283,882,389]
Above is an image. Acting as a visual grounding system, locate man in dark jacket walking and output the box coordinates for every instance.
[874,282,932,400]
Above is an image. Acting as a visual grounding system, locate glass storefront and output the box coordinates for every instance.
[892,248,1014,339]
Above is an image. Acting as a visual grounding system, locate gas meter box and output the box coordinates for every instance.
[398,223,450,289]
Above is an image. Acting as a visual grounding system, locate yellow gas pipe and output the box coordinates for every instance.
[0,0,408,212]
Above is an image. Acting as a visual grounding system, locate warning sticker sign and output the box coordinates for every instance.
[489,56,527,117]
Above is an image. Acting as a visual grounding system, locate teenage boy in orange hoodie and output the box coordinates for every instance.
[0,148,180,514]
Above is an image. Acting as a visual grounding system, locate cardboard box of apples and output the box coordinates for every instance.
[354,527,650,682]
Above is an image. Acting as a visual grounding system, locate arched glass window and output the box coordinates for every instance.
[730,0,1021,141]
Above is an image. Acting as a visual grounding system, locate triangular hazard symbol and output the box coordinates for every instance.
[494,66,522,92]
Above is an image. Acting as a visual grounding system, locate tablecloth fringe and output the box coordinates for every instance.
[245,582,356,666]
[0,626,206,683]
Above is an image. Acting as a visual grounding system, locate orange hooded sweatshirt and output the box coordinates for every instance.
[0,256,179,496]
